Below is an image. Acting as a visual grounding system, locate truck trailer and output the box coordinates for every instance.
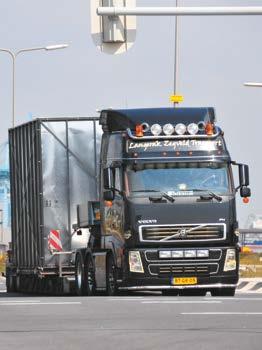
[6,107,251,296]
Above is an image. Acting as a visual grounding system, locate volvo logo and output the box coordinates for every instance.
[177,228,188,238]
[138,219,157,224]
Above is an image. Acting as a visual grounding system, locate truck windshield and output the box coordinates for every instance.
[125,162,230,196]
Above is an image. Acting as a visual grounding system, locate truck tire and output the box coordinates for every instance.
[75,254,85,296]
[106,255,117,296]
[6,275,16,293]
[84,254,95,296]
[211,288,235,297]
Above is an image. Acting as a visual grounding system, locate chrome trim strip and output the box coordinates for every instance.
[119,283,237,291]
[139,223,226,243]
[144,249,222,263]
[148,262,219,276]
[127,128,220,140]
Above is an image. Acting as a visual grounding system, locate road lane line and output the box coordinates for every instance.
[0,300,41,303]
[181,312,262,315]
[142,301,222,304]
[205,297,262,301]
[0,302,82,306]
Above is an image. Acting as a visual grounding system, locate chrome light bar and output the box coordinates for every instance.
[127,127,220,140]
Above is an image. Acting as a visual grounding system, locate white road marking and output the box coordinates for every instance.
[142,300,222,304]
[0,300,41,303]
[0,302,82,306]
[182,312,262,315]
[206,297,262,301]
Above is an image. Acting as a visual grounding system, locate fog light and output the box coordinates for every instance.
[175,123,186,135]
[197,250,209,258]
[159,251,171,259]
[184,250,197,258]
[150,124,162,136]
[224,249,236,271]
[172,250,184,258]
[163,123,175,135]
[187,123,199,135]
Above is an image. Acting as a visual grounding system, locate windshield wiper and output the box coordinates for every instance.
[186,189,223,202]
[132,190,175,203]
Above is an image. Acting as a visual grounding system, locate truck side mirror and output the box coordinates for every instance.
[240,186,251,198]
[239,164,249,187]
[103,167,114,190]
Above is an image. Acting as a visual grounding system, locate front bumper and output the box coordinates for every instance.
[120,246,239,290]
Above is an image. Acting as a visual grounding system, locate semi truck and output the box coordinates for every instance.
[6,107,251,296]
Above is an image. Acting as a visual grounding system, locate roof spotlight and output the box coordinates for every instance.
[187,123,199,135]
[198,121,206,131]
[141,122,150,132]
[150,124,162,136]
[175,123,186,135]
[163,123,175,136]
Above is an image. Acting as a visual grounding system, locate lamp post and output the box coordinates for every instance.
[174,0,179,98]
[0,44,69,128]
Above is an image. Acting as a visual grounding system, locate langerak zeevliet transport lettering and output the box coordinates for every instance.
[6,107,251,296]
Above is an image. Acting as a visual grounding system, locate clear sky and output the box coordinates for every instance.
[0,0,261,226]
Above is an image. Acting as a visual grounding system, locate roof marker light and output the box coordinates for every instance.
[163,123,175,135]
[135,124,144,137]
[187,123,199,135]
[150,124,162,136]
[205,122,214,136]
[175,123,186,135]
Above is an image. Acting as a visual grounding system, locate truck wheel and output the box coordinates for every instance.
[211,288,235,297]
[6,275,16,293]
[106,255,117,296]
[75,254,85,296]
[84,255,95,296]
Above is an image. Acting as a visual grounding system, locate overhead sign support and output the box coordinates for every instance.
[97,6,262,16]
[90,0,136,55]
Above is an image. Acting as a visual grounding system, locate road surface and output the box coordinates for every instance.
[0,280,261,350]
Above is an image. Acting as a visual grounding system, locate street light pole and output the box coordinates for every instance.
[174,0,179,98]
[0,44,69,128]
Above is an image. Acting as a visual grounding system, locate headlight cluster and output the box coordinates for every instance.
[224,249,236,271]
[129,251,144,273]
[149,122,203,136]
[159,249,209,259]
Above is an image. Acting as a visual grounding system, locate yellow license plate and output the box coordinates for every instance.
[172,277,198,285]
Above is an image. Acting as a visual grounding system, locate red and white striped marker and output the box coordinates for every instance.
[48,229,63,252]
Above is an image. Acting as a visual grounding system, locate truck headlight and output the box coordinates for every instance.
[159,251,171,258]
[197,250,209,258]
[224,249,236,271]
[129,251,144,273]
[184,250,197,258]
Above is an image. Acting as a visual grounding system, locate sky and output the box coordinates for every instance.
[0,0,262,227]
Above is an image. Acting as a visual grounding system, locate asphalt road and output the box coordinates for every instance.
[0,282,262,350]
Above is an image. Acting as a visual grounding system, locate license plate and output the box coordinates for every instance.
[172,277,198,285]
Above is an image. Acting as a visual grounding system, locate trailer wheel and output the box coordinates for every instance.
[75,254,85,296]
[106,255,117,296]
[84,255,95,296]
[211,288,235,297]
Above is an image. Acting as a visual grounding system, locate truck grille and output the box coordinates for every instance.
[149,263,218,276]
[140,224,225,242]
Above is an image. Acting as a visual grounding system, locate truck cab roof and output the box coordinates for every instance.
[100,107,216,132]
